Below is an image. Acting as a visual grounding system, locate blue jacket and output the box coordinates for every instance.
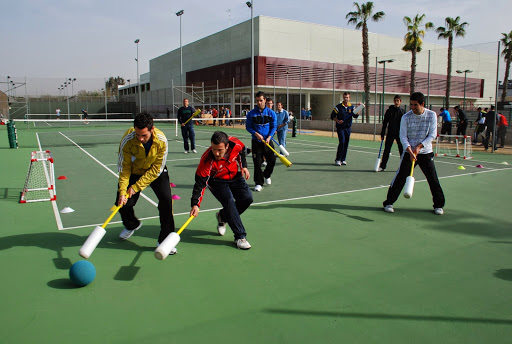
[275,109,289,132]
[330,102,358,129]
[439,110,451,123]
[246,106,277,141]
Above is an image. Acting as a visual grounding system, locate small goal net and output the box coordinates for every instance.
[20,151,56,203]
[435,135,473,159]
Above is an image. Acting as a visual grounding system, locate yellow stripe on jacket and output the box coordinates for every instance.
[117,127,168,196]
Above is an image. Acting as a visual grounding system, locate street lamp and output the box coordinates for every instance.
[102,88,108,116]
[68,78,77,98]
[378,59,394,121]
[176,10,184,88]
[246,1,254,109]
[456,69,472,110]
[286,70,289,111]
[134,39,141,113]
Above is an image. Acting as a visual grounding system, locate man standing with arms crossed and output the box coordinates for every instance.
[117,112,177,254]
[177,98,197,154]
[379,95,404,171]
[383,92,445,215]
[246,91,277,192]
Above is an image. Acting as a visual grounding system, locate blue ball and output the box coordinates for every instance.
[69,260,96,287]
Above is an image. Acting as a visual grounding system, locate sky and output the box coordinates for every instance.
[1,0,511,94]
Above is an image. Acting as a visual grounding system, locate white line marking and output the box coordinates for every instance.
[60,166,512,230]
[37,132,64,230]
[59,132,158,208]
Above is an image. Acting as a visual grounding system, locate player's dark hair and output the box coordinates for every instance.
[440,107,445,111]
[410,92,425,105]
[343,92,350,96]
[394,95,401,100]
[134,112,154,130]
[490,105,495,110]
[211,131,229,145]
[255,91,265,99]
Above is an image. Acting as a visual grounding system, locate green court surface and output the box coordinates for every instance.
[1,123,512,343]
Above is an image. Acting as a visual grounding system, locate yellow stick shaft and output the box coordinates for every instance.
[177,215,195,235]
[265,141,280,156]
[102,205,122,228]
[410,160,416,177]
[183,109,201,125]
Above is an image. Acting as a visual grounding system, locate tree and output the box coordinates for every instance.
[346,2,385,122]
[500,31,512,102]
[105,76,126,97]
[402,14,434,94]
[436,16,468,109]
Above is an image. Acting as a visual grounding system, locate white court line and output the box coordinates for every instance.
[60,166,512,230]
[36,132,64,230]
[59,132,158,209]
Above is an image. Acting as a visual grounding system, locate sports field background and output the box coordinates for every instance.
[1,122,511,343]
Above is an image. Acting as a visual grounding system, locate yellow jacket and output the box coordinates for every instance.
[117,127,168,196]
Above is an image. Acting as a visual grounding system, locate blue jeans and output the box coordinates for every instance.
[208,173,253,239]
[335,126,351,162]
[276,129,287,148]
[181,124,195,151]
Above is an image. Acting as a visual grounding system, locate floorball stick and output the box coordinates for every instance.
[403,160,416,199]
[154,215,195,260]
[183,109,202,125]
[271,137,290,157]
[79,204,123,259]
[265,142,292,167]
[374,139,384,172]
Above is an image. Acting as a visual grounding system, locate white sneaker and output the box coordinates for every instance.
[341,161,347,165]
[434,208,444,215]
[216,212,226,236]
[184,150,189,154]
[262,161,268,167]
[335,160,341,166]
[265,178,272,185]
[236,238,251,250]
[378,167,385,172]
[156,242,177,255]
[119,221,142,240]
[383,205,394,213]
[254,185,262,192]
[192,149,197,153]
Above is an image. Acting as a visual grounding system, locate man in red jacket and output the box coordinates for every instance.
[190,131,253,249]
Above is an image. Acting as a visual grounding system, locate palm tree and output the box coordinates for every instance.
[436,16,468,109]
[402,14,434,94]
[105,76,126,97]
[346,2,385,122]
[500,31,512,102]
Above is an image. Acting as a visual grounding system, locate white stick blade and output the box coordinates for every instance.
[154,232,181,260]
[353,103,365,115]
[79,226,106,259]
[403,176,415,199]
[374,158,381,172]
[279,145,290,157]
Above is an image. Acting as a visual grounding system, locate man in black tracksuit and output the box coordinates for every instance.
[454,105,468,136]
[379,95,405,171]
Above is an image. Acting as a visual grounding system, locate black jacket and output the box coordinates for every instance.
[381,105,405,138]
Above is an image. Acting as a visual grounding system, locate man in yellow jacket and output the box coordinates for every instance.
[117,113,176,253]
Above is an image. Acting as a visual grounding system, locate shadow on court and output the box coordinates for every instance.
[264,308,512,325]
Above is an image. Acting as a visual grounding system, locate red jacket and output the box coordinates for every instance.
[498,114,508,127]
[191,137,248,207]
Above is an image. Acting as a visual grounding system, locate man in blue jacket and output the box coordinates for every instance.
[331,92,359,166]
[245,91,277,192]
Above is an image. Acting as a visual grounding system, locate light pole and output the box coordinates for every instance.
[176,10,184,88]
[134,39,141,113]
[456,69,472,110]
[286,70,289,110]
[68,78,77,98]
[102,88,108,116]
[64,80,70,118]
[378,59,394,121]
[246,1,254,109]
